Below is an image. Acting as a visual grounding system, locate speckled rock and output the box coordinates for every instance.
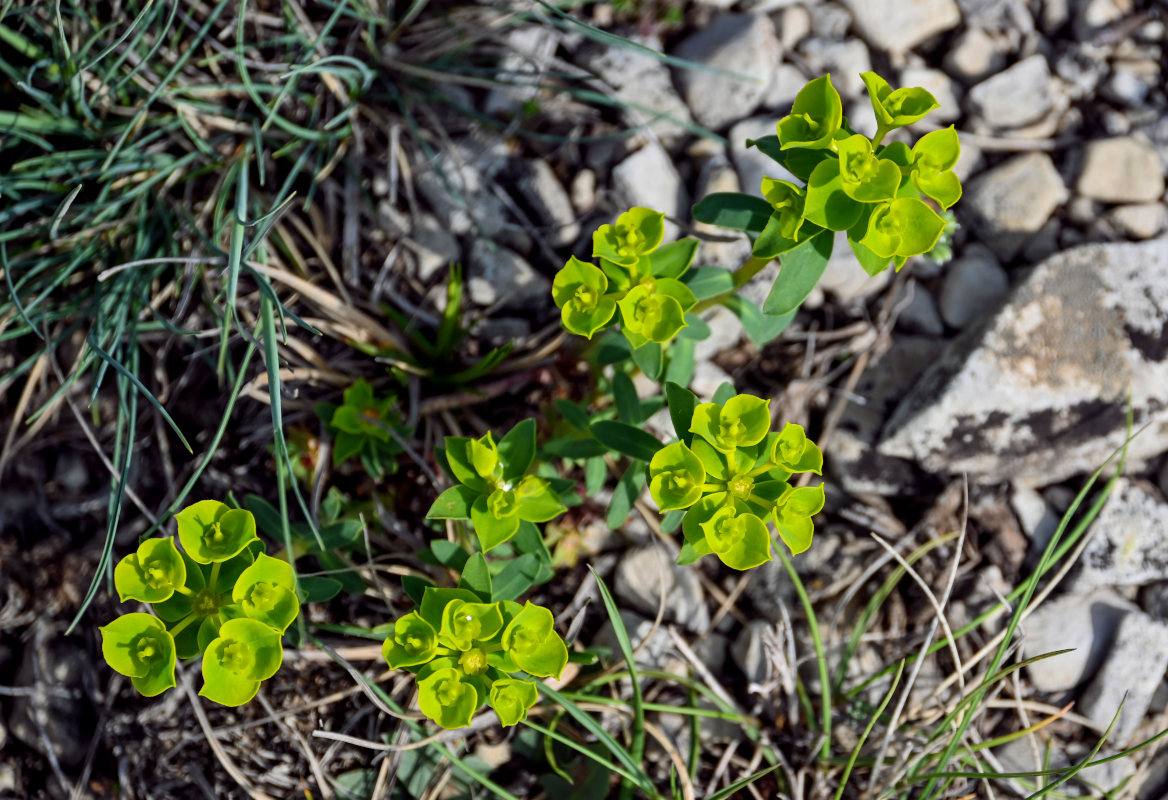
[466,240,549,311]
[840,0,960,53]
[612,143,689,241]
[1022,589,1130,692]
[1070,480,1168,592]
[1080,610,1168,743]
[878,240,1168,484]
[1076,136,1165,204]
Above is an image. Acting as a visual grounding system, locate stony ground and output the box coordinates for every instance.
[4,0,1168,797]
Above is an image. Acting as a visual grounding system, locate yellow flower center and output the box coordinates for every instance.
[571,284,598,311]
[458,648,489,676]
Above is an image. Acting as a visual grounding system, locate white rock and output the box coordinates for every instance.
[570,169,597,214]
[483,26,559,116]
[732,620,777,685]
[510,159,580,247]
[938,250,1009,328]
[962,152,1069,261]
[893,279,945,336]
[415,135,511,236]
[694,306,743,362]
[576,39,695,144]
[878,240,1168,483]
[1076,137,1165,204]
[694,156,754,270]
[1072,480,1168,592]
[466,240,549,310]
[1073,0,1135,40]
[1080,610,1168,743]
[1010,484,1060,555]
[777,4,811,50]
[809,2,852,38]
[967,55,1055,129]
[840,0,961,52]
[798,38,870,98]
[672,13,782,131]
[899,66,962,123]
[1022,590,1129,692]
[729,117,793,202]
[762,63,809,111]
[692,360,735,402]
[611,143,690,241]
[614,544,709,633]
[1109,203,1168,240]
[818,231,892,305]
[943,27,1009,83]
[405,214,461,282]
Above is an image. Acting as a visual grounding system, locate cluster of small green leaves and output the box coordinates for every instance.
[553,207,700,354]
[382,576,568,729]
[650,391,823,569]
[100,501,299,706]
[317,378,407,479]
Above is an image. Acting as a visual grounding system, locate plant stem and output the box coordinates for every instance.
[208,561,221,591]
[168,614,198,638]
[691,255,774,314]
[777,544,832,760]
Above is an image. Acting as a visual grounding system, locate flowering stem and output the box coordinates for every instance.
[208,562,221,591]
[691,255,772,314]
[168,614,198,638]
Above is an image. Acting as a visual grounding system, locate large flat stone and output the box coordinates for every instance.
[962,152,1068,261]
[877,240,1168,484]
[840,0,960,52]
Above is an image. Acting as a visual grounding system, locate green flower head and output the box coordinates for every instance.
[690,394,771,454]
[649,441,706,512]
[837,135,901,203]
[552,257,617,339]
[774,484,826,556]
[859,197,947,260]
[861,72,940,131]
[617,279,695,344]
[174,500,259,565]
[100,613,177,697]
[382,612,439,670]
[777,74,843,150]
[440,599,504,651]
[760,177,807,240]
[446,431,500,490]
[771,423,824,475]
[418,667,480,729]
[910,126,962,210]
[501,602,568,679]
[114,537,187,604]
[199,618,284,707]
[330,379,395,442]
[490,678,539,726]
[231,553,300,634]
[593,207,665,267]
[699,505,773,571]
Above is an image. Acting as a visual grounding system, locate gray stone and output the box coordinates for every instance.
[1073,0,1135,40]
[938,249,1009,328]
[483,26,559,116]
[405,214,460,283]
[692,361,735,403]
[899,67,961,124]
[693,306,742,362]
[1109,203,1168,240]
[1022,590,1129,692]
[577,39,694,144]
[798,38,870,98]
[1071,480,1168,592]
[8,630,93,769]
[957,0,1035,32]
[732,620,777,685]
[612,143,689,241]
[828,336,946,496]
[809,2,852,38]
[614,543,709,634]
[509,159,579,247]
[729,117,794,202]
[672,14,782,131]
[1054,47,1108,100]
[943,28,1009,84]
[1076,137,1165,204]
[762,63,809,110]
[818,230,892,305]
[1103,63,1155,108]
[776,5,811,50]
[592,611,725,674]
[840,0,960,52]
[1010,484,1060,555]
[466,240,549,311]
[1080,610,1168,743]
[415,135,510,237]
[893,279,944,336]
[878,240,1168,484]
[967,55,1055,129]
[570,169,597,214]
[694,156,753,270]
[962,152,1069,261]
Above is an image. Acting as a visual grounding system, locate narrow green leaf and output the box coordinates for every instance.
[590,420,663,462]
[458,553,493,601]
[665,382,698,446]
[607,464,646,529]
[762,229,833,316]
[613,372,642,424]
[491,554,542,602]
[498,418,537,480]
[722,296,795,348]
[427,485,478,520]
[682,266,736,301]
[630,341,663,380]
[664,336,696,388]
[691,192,773,233]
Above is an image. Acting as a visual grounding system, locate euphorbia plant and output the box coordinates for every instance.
[100,500,300,706]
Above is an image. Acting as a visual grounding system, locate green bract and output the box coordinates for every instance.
[327,379,406,473]
[489,678,539,726]
[232,553,300,633]
[617,279,695,345]
[429,421,567,552]
[861,71,939,133]
[102,499,299,706]
[382,589,567,729]
[699,505,772,571]
[911,126,962,210]
[114,537,186,603]
[593,206,665,267]
[383,612,439,669]
[837,135,900,203]
[859,197,948,259]
[760,177,806,240]
[690,394,771,454]
[175,500,259,564]
[777,74,842,150]
[200,618,284,706]
[100,613,177,697]
[771,423,824,475]
[648,441,706,511]
[774,484,826,555]
[552,257,617,339]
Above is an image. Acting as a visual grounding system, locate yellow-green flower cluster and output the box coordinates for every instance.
[649,393,824,570]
